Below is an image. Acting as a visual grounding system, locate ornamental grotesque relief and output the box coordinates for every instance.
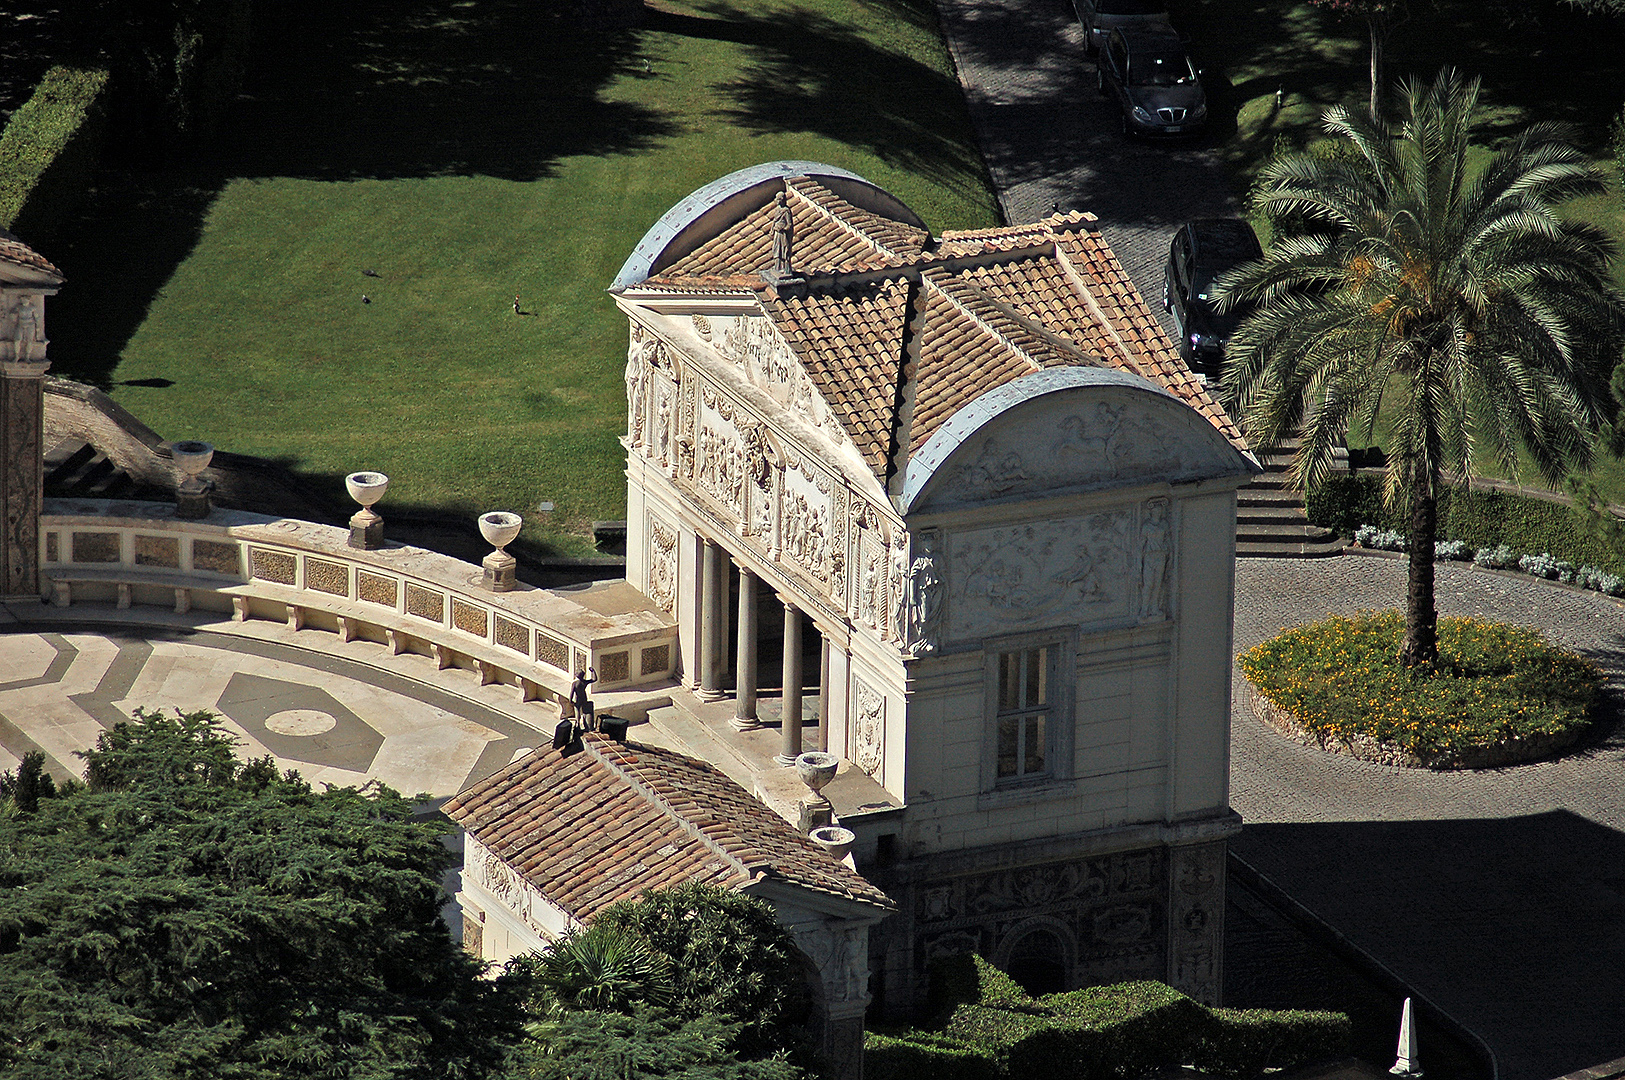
[948,510,1133,637]
[1167,842,1224,1004]
[852,678,884,779]
[647,514,677,614]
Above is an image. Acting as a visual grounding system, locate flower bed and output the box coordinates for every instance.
[1240,611,1604,769]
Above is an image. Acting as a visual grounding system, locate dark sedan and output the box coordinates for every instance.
[1162,218,1263,378]
[1096,27,1206,138]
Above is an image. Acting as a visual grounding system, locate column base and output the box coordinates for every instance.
[695,687,727,703]
[730,714,762,732]
[774,753,799,768]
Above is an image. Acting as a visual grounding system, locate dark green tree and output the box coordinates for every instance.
[0,708,521,1078]
[593,883,812,1060]
[1218,70,1625,666]
[0,751,59,813]
[507,1007,805,1080]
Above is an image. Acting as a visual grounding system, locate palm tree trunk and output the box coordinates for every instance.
[1399,465,1439,667]
[1367,18,1384,122]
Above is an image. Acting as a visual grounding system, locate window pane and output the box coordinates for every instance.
[999,652,1020,712]
[997,717,1018,777]
[1026,648,1047,707]
[1025,715,1046,774]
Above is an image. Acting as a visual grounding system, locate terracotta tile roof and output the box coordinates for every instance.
[764,278,912,474]
[0,230,62,280]
[654,177,927,284]
[625,184,1247,477]
[444,734,894,922]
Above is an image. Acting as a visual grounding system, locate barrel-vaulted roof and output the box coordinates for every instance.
[612,164,1246,486]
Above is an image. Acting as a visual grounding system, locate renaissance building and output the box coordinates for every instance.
[607,162,1257,1013]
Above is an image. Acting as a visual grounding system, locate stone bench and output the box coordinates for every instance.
[43,566,574,709]
[46,566,232,614]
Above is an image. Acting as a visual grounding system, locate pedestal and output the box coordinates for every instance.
[175,486,211,520]
[798,794,833,833]
[349,508,384,550]
[482,550,517,592]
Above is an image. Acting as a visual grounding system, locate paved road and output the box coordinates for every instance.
[934,0,1239,339]
[1231,555,1625,1080]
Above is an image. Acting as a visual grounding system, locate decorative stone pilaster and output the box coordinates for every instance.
[1,354,47,599]
[792,922,873,1080]
[1166,840,1226,1004]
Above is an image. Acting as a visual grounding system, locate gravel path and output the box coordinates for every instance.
[1231,555,1625,1079]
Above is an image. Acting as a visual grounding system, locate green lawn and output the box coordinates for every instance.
[1170,0,1625,501]
[44,0,999,556]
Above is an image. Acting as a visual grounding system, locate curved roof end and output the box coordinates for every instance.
[609,160,926,293]
[900,367,1253,513]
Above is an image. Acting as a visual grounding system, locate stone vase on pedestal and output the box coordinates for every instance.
[171,441,214,519]
[346,472,389,549]
[479,512,522,592]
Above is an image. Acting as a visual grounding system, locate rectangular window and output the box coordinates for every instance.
[996,645,1050,781]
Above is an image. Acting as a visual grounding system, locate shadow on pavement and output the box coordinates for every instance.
[1234,811,1625,1080]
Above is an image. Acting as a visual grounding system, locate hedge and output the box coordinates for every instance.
[867,955,1350,1080]
[1306,474,1625,576]
[0,65,111,244]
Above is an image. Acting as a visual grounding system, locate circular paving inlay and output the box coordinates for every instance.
[264,709,338,736]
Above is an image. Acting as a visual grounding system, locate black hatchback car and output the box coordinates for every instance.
[1162,219,1263,377]
[1097,27,1206,137]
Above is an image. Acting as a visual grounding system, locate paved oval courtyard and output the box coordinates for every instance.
[1232,554,1625,1080]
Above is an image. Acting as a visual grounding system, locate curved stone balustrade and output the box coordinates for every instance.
[38,500,676,701]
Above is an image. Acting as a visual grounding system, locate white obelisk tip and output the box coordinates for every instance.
[1390,996,1422,1077]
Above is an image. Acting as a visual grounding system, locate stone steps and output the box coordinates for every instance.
[1235,441,1343,558]
[43,437,160,502]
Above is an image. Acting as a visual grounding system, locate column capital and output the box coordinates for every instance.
[777,592,799,611]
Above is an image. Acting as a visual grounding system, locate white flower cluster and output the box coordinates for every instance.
[1354,526,1625,596]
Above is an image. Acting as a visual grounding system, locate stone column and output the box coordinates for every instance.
[698,538,723,700]
[817,634,831,753]
[732,563,759,730]
[1,352,48,600]
[776,597,802,766]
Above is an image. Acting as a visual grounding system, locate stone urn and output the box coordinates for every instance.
[171,440,214,519]
[808,825,855,861]
[479,511,523,592]
[795,751,839,801]
[345,471,389,549]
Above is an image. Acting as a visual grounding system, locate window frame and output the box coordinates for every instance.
[982,629,1075,799]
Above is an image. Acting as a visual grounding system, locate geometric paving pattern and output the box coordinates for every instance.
[0,626,547,798]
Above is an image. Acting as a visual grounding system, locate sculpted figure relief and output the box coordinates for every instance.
[952,512,1131,632]
[1138,499,1171,619]
[625,335,647,446]
[901,532,941,657]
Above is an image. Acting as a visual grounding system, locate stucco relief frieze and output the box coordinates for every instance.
[793,924,870,1007]
[913,849,1165,983]
[712,315,847,445]
[851,677,884,779]
[1167,842,1224,1004]
[646,513,678,614]
[466,836,553,940]
[948,510,1133,637]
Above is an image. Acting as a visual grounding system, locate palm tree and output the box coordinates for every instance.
[524,922,675,1017]
[1218,69,1625,666]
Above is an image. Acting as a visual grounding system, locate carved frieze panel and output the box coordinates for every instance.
[947,510,1132,640]
[912,849,1165,986]
[695,384,746,521]
[919,393,1242,512]
[466,836,553,940]
[709,315,849,446]
[646,513,677,615]
[851,677,884,779]
[854,533,887,633]
[1167,842,1224,1004]
[779,455,832,585]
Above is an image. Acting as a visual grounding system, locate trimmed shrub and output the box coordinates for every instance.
[0,65,111,243]
[1240,611,1603,767]
[865,1032,999,1080]
[1192,1007,1353,1079]
[1309,474,1625,575]
[881,965,1350,1080]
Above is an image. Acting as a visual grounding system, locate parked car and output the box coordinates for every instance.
[1162,218,1263,378]
[1096,28,1207,138]
[1071,0,1171,56]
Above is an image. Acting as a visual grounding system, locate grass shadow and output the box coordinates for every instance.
[46,0,676,388]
